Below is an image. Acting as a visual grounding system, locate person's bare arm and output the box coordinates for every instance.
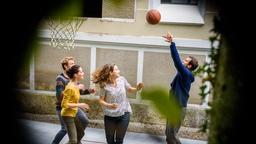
[128,83,144,93]
[98,96,118,109]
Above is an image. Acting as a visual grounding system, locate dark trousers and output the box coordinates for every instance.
[51,108,89,144]
[104,112,130,144]
[165,108,186,144]
[62,116,85,144]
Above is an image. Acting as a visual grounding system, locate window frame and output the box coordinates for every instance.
[149,0,205,25]
[161,0,199,5]
[100,0,136,23]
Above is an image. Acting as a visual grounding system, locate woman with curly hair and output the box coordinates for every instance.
[92,64,143,144]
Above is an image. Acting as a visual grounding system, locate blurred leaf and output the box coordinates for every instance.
[199,119,208,132]
[50,0,83,18]
[141,86,181,126]
[111,0,126,5]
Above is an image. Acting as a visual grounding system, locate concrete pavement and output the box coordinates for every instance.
[18,119,207,144]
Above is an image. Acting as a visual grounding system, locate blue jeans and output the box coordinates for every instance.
[51,108,89,144]
[104,112,130,144]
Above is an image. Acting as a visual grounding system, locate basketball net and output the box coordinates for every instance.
[46,17,85,50]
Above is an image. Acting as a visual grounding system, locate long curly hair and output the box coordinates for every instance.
[92,64,116,88]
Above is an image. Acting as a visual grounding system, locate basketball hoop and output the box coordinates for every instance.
[46,17,85,50]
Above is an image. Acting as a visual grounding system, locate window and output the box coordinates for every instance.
[161,0,198,5]
[150,0,205,25]
[102,0,135,19]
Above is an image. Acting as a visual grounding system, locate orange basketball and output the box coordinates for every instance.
[146,9,161,25]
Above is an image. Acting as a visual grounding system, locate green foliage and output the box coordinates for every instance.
[110,0,126,5]
[195,18,221,132]
[141,86,181,126]
[49,0,83,18]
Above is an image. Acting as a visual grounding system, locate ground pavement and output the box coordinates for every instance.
[18,119,207,144]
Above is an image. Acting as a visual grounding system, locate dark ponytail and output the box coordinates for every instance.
[66,65,81,79]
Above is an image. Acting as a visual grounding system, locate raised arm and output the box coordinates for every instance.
[163,32,189,75]
[169,42,188,74]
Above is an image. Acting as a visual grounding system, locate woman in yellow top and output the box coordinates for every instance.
[61,65,90,144]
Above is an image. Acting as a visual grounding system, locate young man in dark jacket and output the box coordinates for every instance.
[163,32,199,144]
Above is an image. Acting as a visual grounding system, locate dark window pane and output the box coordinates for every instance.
[161,0,198,5]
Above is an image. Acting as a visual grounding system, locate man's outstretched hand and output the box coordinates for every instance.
[162,32,173,43]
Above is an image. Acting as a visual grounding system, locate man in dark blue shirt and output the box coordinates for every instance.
[163,32,199,144]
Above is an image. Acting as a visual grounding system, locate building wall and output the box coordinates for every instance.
[102,0,135,19]
[30,35,209,105]
[79,0,216,40]
[33,45,91,90]
[19,0,217,105]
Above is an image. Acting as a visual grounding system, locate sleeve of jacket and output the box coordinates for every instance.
[56,77,65,103]
[170,42,190,76]
[80,89,90,95]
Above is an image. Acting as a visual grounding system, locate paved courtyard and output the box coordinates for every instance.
[19,119,207,144]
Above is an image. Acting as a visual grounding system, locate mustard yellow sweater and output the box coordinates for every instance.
[61,83,80,117]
